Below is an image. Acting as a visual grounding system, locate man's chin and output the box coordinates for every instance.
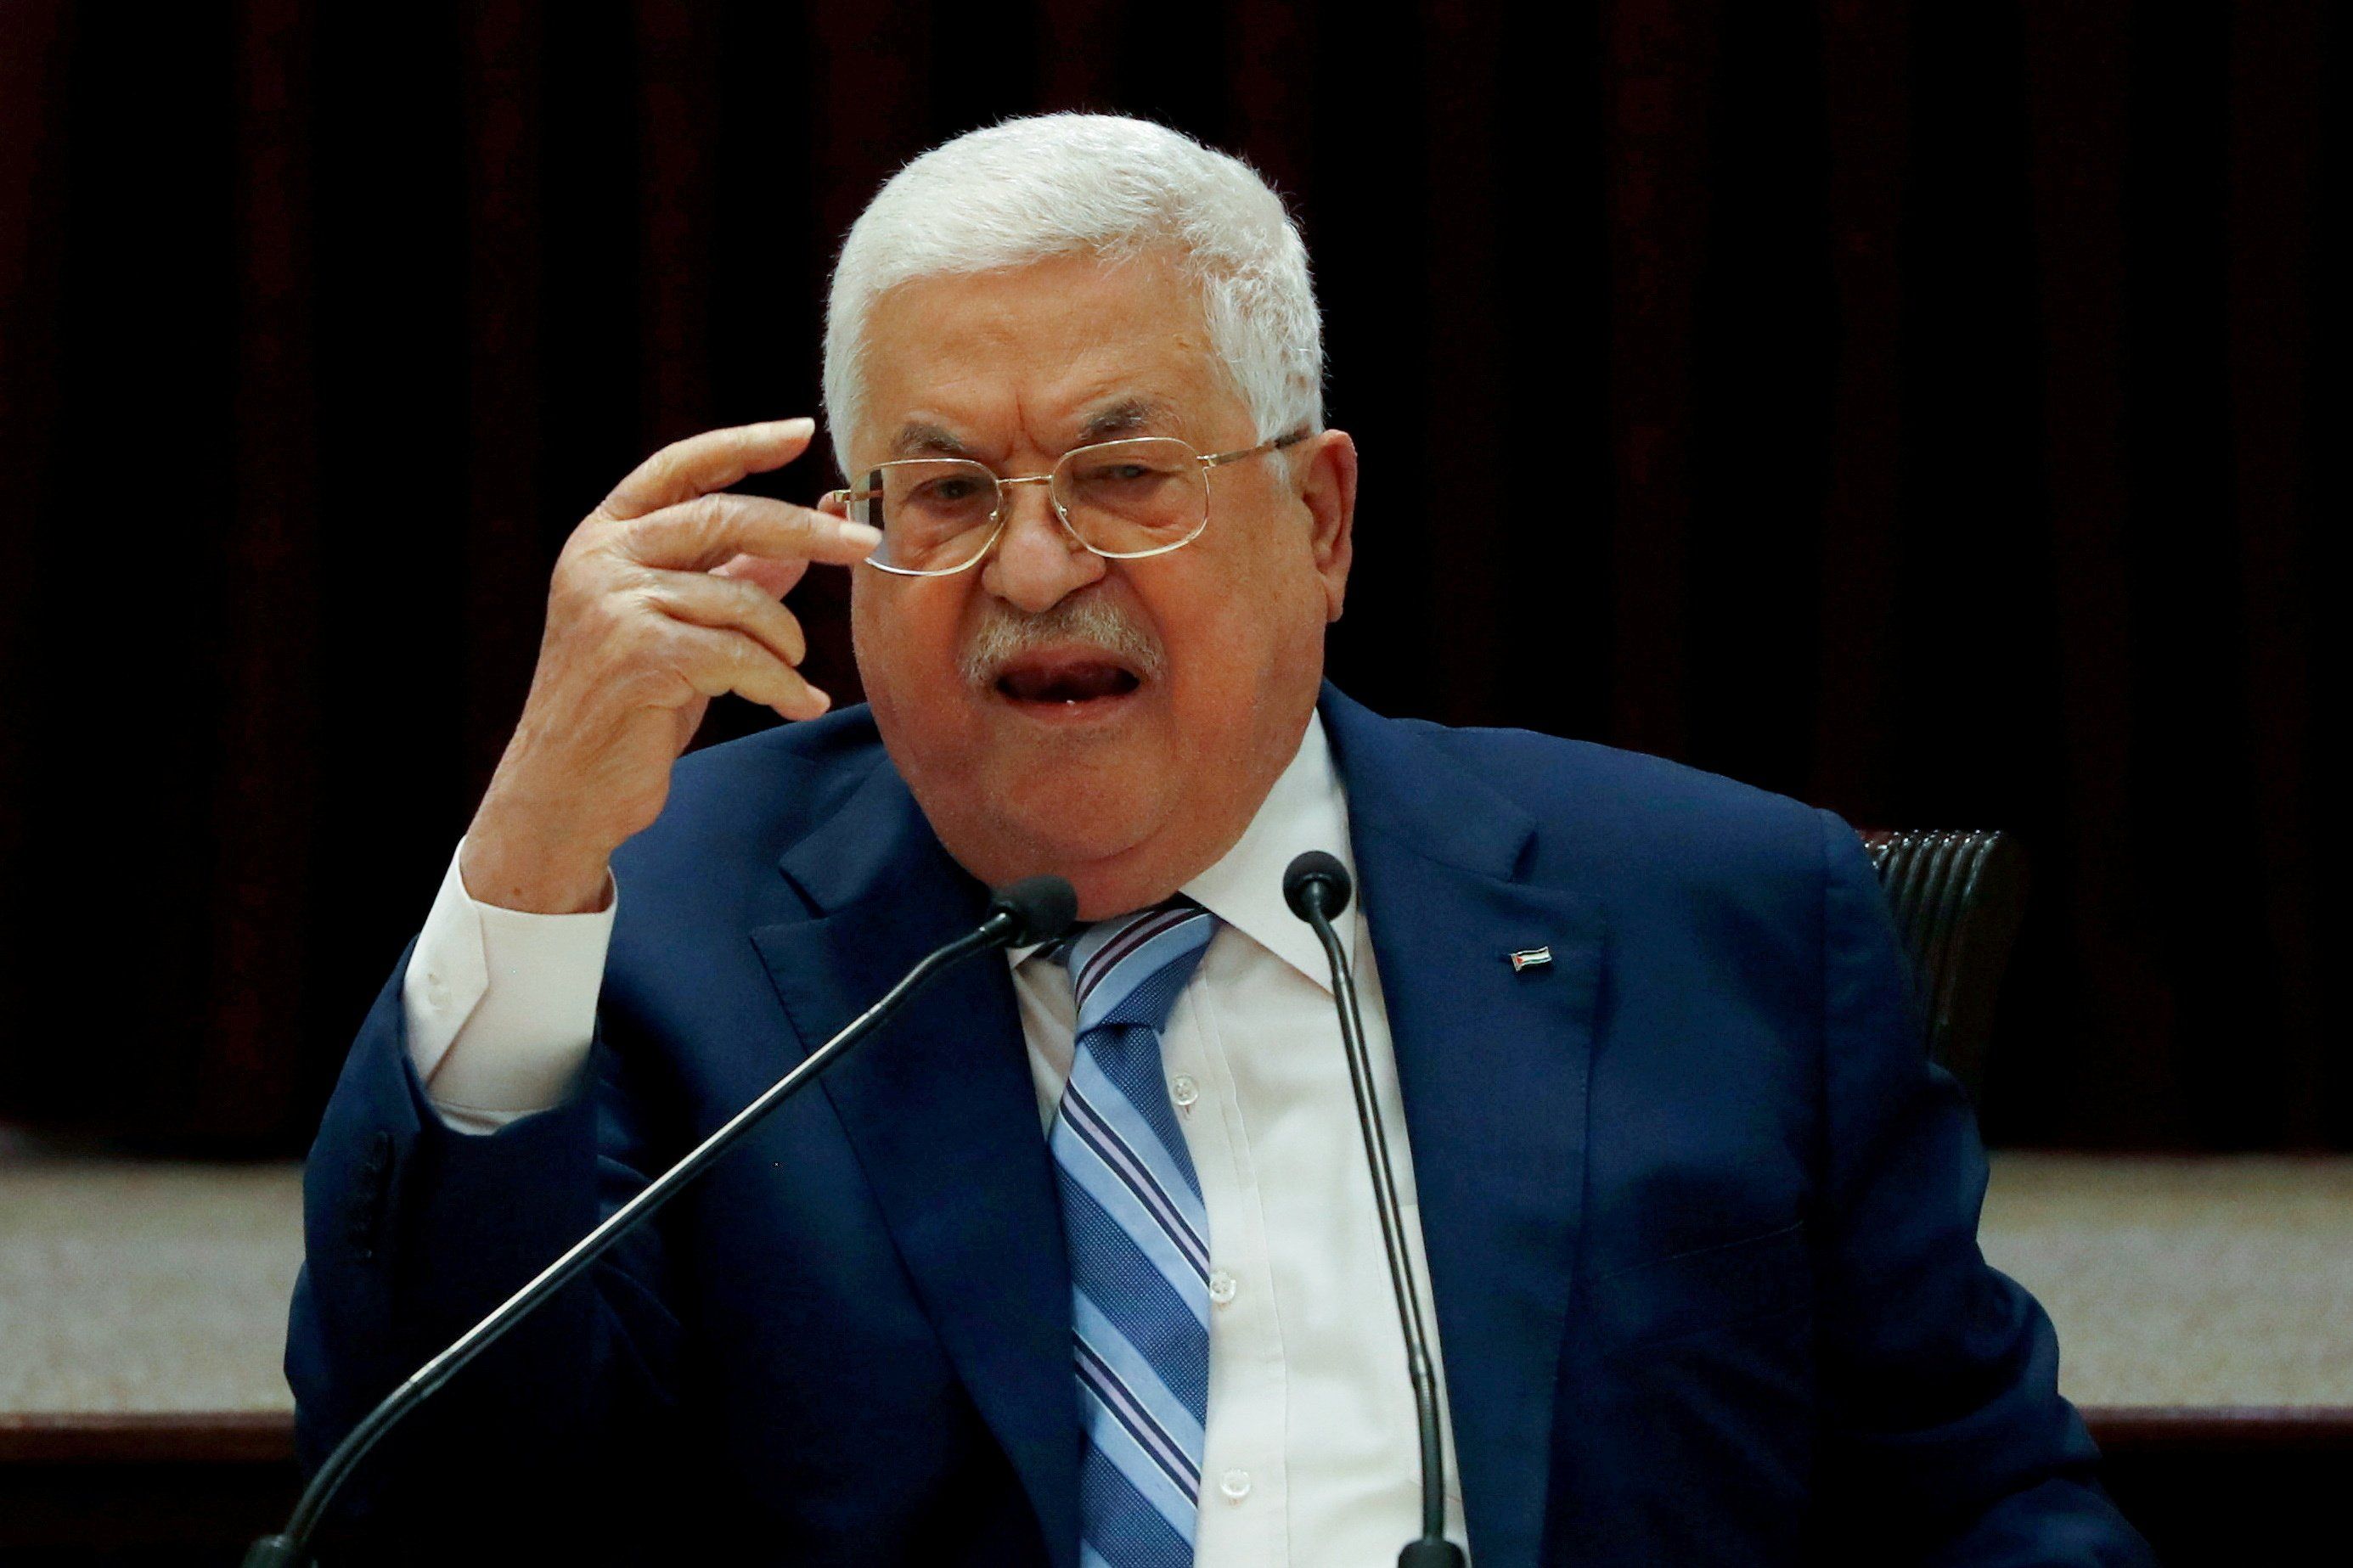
[885,700,1194,900]
[942,767,1171,891]
[991,797,1161,870]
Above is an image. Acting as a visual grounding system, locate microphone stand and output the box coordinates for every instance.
[1285,852,1466,1568]
[245,877,1077,1568]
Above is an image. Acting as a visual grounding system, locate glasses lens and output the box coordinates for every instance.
[861,460,1000,573]
[1053,439,1207,556]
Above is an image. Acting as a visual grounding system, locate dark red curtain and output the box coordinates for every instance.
[0,1,2338,1153]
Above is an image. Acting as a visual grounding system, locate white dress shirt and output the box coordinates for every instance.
[402,713,1472,1565]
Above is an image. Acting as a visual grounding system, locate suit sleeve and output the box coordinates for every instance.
[1809,811,2154,1565]
[282,938,685,1556]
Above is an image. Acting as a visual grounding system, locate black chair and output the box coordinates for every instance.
[1856,829,2028,1107]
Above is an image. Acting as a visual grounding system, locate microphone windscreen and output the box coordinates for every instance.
[990,875,1080,946]
[1282,850,1353,922]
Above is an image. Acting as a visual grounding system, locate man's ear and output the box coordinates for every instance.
[1298,430,1358,623]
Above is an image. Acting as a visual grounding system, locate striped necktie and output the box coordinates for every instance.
[1050,899,1219,1568]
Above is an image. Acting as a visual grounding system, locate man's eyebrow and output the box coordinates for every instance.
[1077,397,1178,442]
[885,402,1175,462]
[889,422,975,459]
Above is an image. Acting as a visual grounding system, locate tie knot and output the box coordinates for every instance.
[1058,897,1216,1037]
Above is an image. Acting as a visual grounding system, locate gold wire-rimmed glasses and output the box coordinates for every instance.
[825,430,1310,577]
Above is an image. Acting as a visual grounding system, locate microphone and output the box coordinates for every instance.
[1283,851,1466,1568]
[988,874,1082,947]
[245,875,1078,1568]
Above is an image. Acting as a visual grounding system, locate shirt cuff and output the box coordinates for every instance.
[402,837,616,1132]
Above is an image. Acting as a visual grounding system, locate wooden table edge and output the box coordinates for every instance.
[2080,1405,2353,1449]
[0,1410,297,1464]
[5,1404,2353,1464]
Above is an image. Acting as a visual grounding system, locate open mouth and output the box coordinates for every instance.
[992,649,1146,709]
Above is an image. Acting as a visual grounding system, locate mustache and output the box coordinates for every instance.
[959,596,1168,689]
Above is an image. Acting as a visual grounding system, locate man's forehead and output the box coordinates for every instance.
[884,394,1191,460]
[850,252,1246,464]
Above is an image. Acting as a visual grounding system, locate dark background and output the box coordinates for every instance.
[0,1,2339,1156]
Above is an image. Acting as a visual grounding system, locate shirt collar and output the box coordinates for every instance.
[1010,711,1355,992]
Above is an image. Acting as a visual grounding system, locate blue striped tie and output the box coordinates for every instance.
[1050,899,1218,1568]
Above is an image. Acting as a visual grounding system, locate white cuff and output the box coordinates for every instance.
[402,837,616,1132]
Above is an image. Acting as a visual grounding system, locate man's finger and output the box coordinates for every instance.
[712,551,809,599]
[668,621,831,721]
[639,569,812,668]
[616,492,881,574]
[600,418,820,523]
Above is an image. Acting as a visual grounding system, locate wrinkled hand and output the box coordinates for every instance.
[461,419,880,913]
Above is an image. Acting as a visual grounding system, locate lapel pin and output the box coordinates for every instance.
[1508,946,1552,973]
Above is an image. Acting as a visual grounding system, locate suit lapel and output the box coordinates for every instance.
[1323,688,1601,1568]
[748,756,1080,1568]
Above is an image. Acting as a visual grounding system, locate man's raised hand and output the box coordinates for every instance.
[461,419,881,914]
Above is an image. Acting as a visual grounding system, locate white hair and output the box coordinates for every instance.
[822,114,1323,472]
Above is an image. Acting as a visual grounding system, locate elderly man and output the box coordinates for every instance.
[287,115,2152,1565]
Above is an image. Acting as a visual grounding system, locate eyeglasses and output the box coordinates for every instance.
[826,430,1310,577]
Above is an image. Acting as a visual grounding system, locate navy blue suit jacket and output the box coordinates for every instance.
[287,686,2153,1565]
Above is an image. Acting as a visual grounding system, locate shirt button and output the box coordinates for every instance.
[1219,1469,1252,1503]
[1170,1074,1198,1110]
[423,973,448,1009]
[1207,1269,1237,1306]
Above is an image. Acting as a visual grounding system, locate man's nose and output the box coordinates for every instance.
[981,481,1106,614]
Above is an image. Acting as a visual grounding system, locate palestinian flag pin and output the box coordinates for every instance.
[1508,947,1552,973]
